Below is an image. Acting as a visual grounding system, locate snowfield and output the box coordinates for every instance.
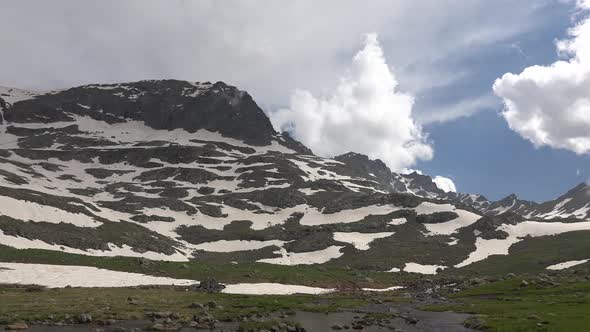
[455,220,590,268]
[0,262,196,288]
[193,239,286,252]
[2,79,590,281]
[299,204,401,226]
[257,246,345,265]
[0,262,339,295]
[0,195,101,228]
[413,202,482,236]
[0,231,190,262]
[222,283,333,295]
[546,259,589,271]
[403,262,447,275]
[333,232,394,250]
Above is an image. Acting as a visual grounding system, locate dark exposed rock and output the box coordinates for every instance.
[190,278,225,293]
[5,80,281,146]
[416,212,459,224]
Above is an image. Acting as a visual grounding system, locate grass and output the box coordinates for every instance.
[424,278,590,331]
[0,286,384,325]
[0,245,406,289]
[454,231,590,276]
[237,320,300,330]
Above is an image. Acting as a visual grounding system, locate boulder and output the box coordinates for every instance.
[5,322,29,330]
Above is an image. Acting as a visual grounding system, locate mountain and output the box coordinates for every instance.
[0,80,589,277]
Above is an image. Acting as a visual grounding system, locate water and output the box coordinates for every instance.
[21,307,474,332]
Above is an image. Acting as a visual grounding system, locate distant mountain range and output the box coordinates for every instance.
[0,80,588,275]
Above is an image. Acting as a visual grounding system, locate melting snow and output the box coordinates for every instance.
[0,262,335,294]
[413,202,481,235]
[403,262,447,275]
[222,283,333,295]
[388,218,407,226]
[362,286,404,292]
[455,220,590,268]
[257,246,344,265]
[0,231,189,262]
[299,204,401,226]
[546,259,589,270]
[0,262,195,288]
[193,240,286,252]
[0,195,101,227]
[333,232,394,250]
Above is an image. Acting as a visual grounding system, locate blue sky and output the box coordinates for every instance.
[414,2,587,201]
[419,110,590,201]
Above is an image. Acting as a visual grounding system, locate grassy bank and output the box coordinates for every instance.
[0,285,397,325]
[424,278,590,331]
[0,245,403,289]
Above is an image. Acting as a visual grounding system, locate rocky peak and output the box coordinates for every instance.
[4,80,278,146]
[401,171,445,197]
[334,152,404,192]
[498,194,518,206]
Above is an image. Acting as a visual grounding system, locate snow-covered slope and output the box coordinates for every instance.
[0,80,588,276]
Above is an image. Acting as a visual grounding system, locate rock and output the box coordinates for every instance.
[145,312,179,319]
[145,323,181,331]
[24,285,45,292]
[127,297,145,305]
[190,278,225,293]
[463,316,486,329]
[78,313,93,323]
[331,324,344,330]
[520,280,529,288]
[5,322,29,330]
[470,278,485,285]
[188,302,204,309]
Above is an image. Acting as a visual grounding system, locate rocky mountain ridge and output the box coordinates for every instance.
[0,80,589,276]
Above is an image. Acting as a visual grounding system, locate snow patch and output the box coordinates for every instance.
[546,259,589,270]
[193,240,286,253]
[333,232,394,250]
[455,220,590,268]
[300,204,401,226]
[222,283,333,295]
[414,202,481,235]
[0,262,195,288]
[362,286,404,292]
[0,195,101,227]
[403,262,447,275]
[257,246,344,265]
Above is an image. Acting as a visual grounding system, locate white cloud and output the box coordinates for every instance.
[0,0,558,120]
[493,1,590,154]
[270,34,432,171]
[433,176,457,193]
[417,94,500,125]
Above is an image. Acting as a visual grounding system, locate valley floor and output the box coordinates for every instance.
[1,263,589,332]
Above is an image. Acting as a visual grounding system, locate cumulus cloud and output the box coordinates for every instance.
[433,176,457,193]
[0,0,559,121]
[493,1,590,154]
[270,34,432,171]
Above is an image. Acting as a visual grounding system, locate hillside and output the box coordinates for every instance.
[0,80,589,282]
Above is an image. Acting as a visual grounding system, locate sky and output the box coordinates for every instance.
[0,0,589,202]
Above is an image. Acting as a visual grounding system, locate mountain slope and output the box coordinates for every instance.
[0,80,589,277]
